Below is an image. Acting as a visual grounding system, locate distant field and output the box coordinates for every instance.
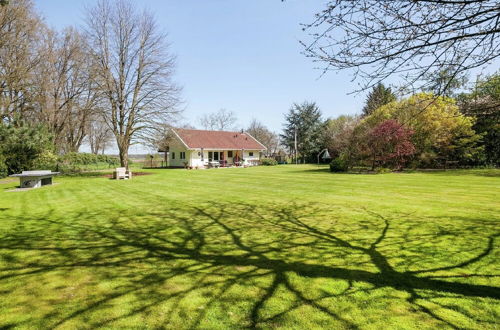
[0,165,498,329]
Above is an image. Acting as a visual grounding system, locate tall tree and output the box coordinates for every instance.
[87,115,113,155]
[365,119,415,170]
[34,27,98,153]
[0,0,43,123]
[457,73,500,165]
[362,84,396,117]
[364,93,483,166]
[85,0,180,167]
[246,119,278,156]
[281,102,322,163]
[302,1,500,95]
[322,115,359,158]
[198,109,237,131]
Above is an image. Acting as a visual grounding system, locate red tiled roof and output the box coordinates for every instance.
[173,129,266,150]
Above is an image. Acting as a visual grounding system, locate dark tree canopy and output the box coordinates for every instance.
[302,1,500,95]
[458,73,500,165]
[362,83,396,117]
[281,102,323,163]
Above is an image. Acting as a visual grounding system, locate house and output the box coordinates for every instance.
[166,128,267,168]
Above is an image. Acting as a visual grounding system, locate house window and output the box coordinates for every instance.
[208,151,222,162]
[172,152,175,160]
[228,151,233,157]
[180,152,186,159]
[249,152,254,156]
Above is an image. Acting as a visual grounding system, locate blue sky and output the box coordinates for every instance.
[35,0,365,153]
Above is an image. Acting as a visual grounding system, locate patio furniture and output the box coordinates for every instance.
[9,170,60,188]
[113,167,132,180]
[208,161,220,168]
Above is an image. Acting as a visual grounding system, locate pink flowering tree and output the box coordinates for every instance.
[366,119,416,170]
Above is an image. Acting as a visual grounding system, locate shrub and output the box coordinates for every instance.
[261,158,278,166]
[0,154,7,179]
[34,150,58,170]
[0,121,54,175]
[329,157,348,172]
[375,167,392,174]
[56,152,120,174]
[59,152,119,166]
[366,119,415,170]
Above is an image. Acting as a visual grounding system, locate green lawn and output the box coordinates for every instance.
[0,165,499,329]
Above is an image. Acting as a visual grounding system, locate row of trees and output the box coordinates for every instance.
[281,73,499,170]
[0,0,180,175]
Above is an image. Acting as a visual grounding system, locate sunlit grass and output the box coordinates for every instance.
[0,165,499,329]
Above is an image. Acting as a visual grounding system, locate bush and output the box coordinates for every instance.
[0,154,7,179]
[34,150,58,170]
[261,158,278,166]
[375,167,392,174]
[329,157,348,172]
[59,152,119,166]
[57,152,120,174]
[0,121,54,175]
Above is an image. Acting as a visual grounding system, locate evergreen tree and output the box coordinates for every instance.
[281,102,323,163]
[457,73,500,165]
[0,121,54,175]
[362,83,396,117]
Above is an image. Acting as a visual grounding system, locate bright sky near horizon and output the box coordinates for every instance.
[35,0,365,154]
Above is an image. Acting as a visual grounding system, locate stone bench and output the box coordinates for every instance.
[10,170,60,188]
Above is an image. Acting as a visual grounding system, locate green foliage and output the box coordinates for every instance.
[362,83,396,117]
[365,93,482,167]
[322,115,359,159]
[54,153,117,174]
[59,152,119,166]
[458,73,500,165]
[281,102,323,163]
[33,150,58,170]
[329,157,348,172]
[0,121,54,175]
[55,152,120,173]
[375,167,392,174]
[0,154,7,178]
[260,158,278,166]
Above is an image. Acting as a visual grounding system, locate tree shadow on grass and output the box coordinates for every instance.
[0,201,498,328]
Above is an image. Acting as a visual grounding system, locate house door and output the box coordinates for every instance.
[209,151,223,162]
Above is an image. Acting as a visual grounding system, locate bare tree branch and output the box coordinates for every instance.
[84,0,181,167]
[301,0,500,95]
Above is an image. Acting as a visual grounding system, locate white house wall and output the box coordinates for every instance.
[168,147,263,167]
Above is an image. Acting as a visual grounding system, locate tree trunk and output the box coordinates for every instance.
[118,144,129,169]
